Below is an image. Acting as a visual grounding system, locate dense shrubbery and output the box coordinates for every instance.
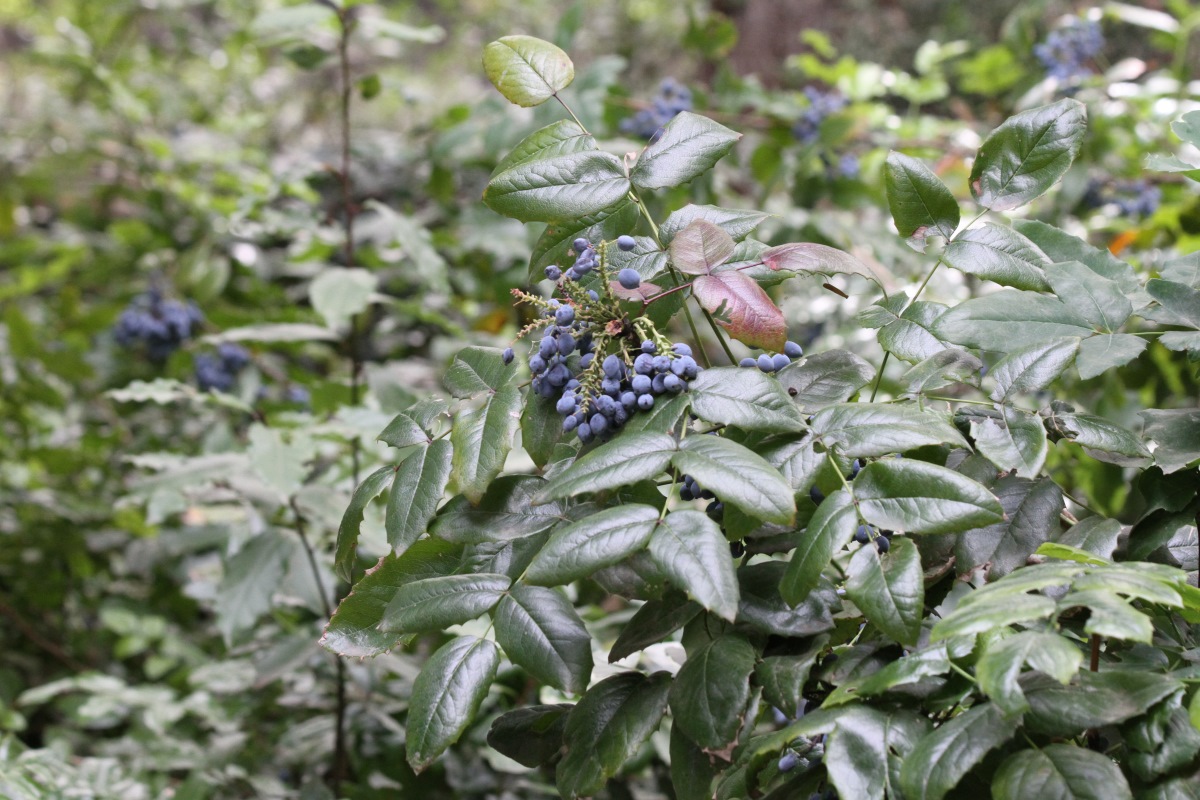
[1,2,1198,799]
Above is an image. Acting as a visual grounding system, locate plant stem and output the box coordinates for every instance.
[554,93,587,131]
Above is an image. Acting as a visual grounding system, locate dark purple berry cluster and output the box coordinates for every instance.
[739,340,804,373]
[1034,19,1103,82]
[194,343,251,392]
[620,78,692,140]
[113,289,204,362]
[792,87,847,145]
[679,473,724,520]
[1084,179,1161,219]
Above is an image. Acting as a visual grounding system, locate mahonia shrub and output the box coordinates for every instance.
[325,35,1200,799]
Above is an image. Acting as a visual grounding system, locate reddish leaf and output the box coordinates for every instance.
[692,272,786,351]
[611,281,662,302]
[669,220,736,275]
[761,242,882,287]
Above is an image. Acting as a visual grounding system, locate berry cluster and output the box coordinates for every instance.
[679,473,724,520]
[1034,19,1103,82]
[739,340,804,373]
[113,289,204,362]
[792,87,847,145]
[1084,179,1161,219]
[620,78,692,140]
[194,343,251,392]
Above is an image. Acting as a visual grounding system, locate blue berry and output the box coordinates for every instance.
[772,353,791,372]
[618,268,641,290]
[617,235,636,251]
[501,347,514,365]
[602,354,624,379]
[631,374,652,394]
[620,78,692,139]
[637,394,654,410]
[809,486,825,504]
[545,265,562,281]
[577,422,593,442]
[641,340,656,354]
[573,237,590,253]
[740,357,756,368]
[784,341,803,358]
[854,525,870,544]
[556,395,577,415]
[555,306,575,326]
[876,536,891,554]
[563,416,578,432]
[757,354,775,373]
[671,343,692,357]
[529,354,547,374]
[778,753,800,773]
[663,373,682,393]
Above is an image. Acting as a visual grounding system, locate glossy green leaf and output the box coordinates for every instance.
[556,672,671,799]
[988,337,1079,401]
[972,405,1049,478]
[334,464,394,581]
[857,297,950,363]
[954,476,1062,578]
[482,35,574,107]
[884,152,959,251]
[1022,671,1181,736]
[825,707,931,800]
[669,635,757,751]
[406,636,500,771]
[1056,517,1122,560]
[941,222,1051,291]
[449,384,521,504]
[444,346,518,398]
[623,392,691,433]
[432,475,563,543]
[673,435,795,525]
[608,591,701,663]
[1012,219,1141,295]
[486,704,572,768]
[755,638,827,717]
[689,367,807,432]
[932,290,1093,351]
[495,584,592,694]
[659,204,770,244]
[386,439,452,554]
[539,431,677,502]
[491,119,593,177]
[525,504,660,586]
[484,150,630,223]
[992,744,1132,800]
[902,348,984,395]
[1047,261,1132,332]
[976,631,1082,715]
[520,391,563,469]
[648,510,740,621]
[899,702,1022,800]
[1141,409,1200,473]
[631,111,741,191]
[854,459,1004,534]
[777,350,875,413]
[1058,590,1153,642]
[845,537,923,646]
[969,98,1087,211]
[1054,409,1151,466]
[826,644,953,707]
[379,573,509,633]
[1076,334,1148,379]
[378,411,432,449]
[810,403,968,457]
[760,433,825,495]
[780,489,856,605]
[670,724,719,800]
[1036,542,1109,566]
[692,270,787,351]
[931,592,1057,640]
[1147,279,1200,329]
[738,561,837,638]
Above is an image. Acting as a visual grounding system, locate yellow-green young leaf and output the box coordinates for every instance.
[556,672,671,799]
[386,439,452,554]
[1190,689,1200,733]
[672,436,795,525]
[689,367,807,432]
[941,223,1052,291]
[668,219,736,275]
[482,35,574,107]
[1035,542,1109,566]
[379,573,510,634]
[692,271,786,351]
[524,504,660,586]
[899,703,1022,800]
[780,489,856,606]
[538,431,678,502]
[977,631,1082,715]
[969,98,1087,211]
[631,112,741,191]
[854,459,1004,535]
[992,744,1132,800]
[648,510,740,621]
[406,636,500,772]
[450,384,521,504]
[494,585,592,694]
[334,464,395,581]
[845,537,923,647]
[884,151,960,252]
[669,635,757,751]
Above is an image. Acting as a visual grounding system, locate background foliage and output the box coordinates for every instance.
[1,1,1198,799]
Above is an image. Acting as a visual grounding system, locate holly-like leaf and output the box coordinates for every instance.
[406,636,500,771]
[630,111,741,191]
[444,346,519,398]
[379,573,510,633]
[1047,261,1133,332]
[495,584,593,694]
[538,431,678,502]
[969,98,1087,211]
[810,403,968,457]
[659,204,770,244]
[993,744,1132,800]
[1148,279,1200,329]
[484,150,631,223]
[215,531,292,646]
[334,464,394,581]
[976,631,1082,715]
[378,411,432,449]
[1076,334,1148,379]
[669,635,757,751]
[689,367,807,432]
[1011,219,1141,295]
[1056,517,1122,560]
[988,337,1079,401]
[672,435,796,525]
[556,672,671,799]
[608,591,701,662]
[825,707,931,800]
[449,384,521,504]
[884,152,960,251]
[760,242,882,287]
[486,704,573,768]
[857,297,951,363]
[1056,410,1152,466]
[954,476,1063,578]
[899,703,1022,800]
[854,459,1005,535]
[669,219,736,275]
[932,592,1058,641]
[845,537,923,647]
[521,391,563,469]
[972,406,1049,479]
[492,119,594,177]
[386,439,453,554]
[941,223,1052,291]
[777,350,875,413]
[671,725,720,800]
[432,475,563,543]
[1141,409,1200,473]
[648,510,740,621]
[1022,671,1181,736]
[932,290,1093,351]
[482,35,574,107]
[780,489,856,605]
[692,271,786,351]
[903,348,984,395]
[524,504,661,586]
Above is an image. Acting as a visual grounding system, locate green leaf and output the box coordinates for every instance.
[992,744,1132,800]
[780,489,856,605]
[1057,590,1153,643]
[826,644,953,707]
[659,204,770,244]
[969,98,1087,211]
[761,433,825,495]
[1147,279,1200,329]
[379,573,510,633]
[669,635,757,752]
[932,592,1057,640]
[623,392,691,434]
[556,672,671,799]
[941,223,1051,291]
[386,439,452,554]
[988,337,1079,402]
[1076,334,1148,379]
[689,367,807,432]
[903,348,984,395]
[449,384,521,504]
[673,435,796,525]
[954,476,1063,578]
[976,631,1082,715]
[932,290,1093,351]
[310,267,378,329]
[1141,409,1200,473]
[484,150,630,223]
[378,411,432,449]
[855,298,951,364]
[825,707,931,800]
[692,271,786,351]
[777,350,875,413]
[738,561,837,637]
[608,591,702,662]
[491,119,594,177]
[854,459,1004,534]
[334,465,394,581]
[1056,517,1122,560]
[759,242,883,287]
[668,219,736,275]
[215,531,292,646]
[1054,409,1151,466]
[630,111,741,191]
[972,406,1049,478]
[671,725,719,800]
[648,510,740,621]
[810,403,968,457]
[406,636,500,771]
[483,35,574,107]
[494,584,593,694]
[444,346,518,398]
[486,704,572,768]
[321,539,460,658]
[525,504,660,586]
[755,638,827,717]
[899,703,1022,800]
[884,152,960,251]
[1047,261,1133,332]
[1023,671,1181,736]
[845,537,923,646]
[432,476,563,543]
[520,391,563,469]
[1011,220,1141,295]
[539,431,677,502]
[1037,542,1109,566]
